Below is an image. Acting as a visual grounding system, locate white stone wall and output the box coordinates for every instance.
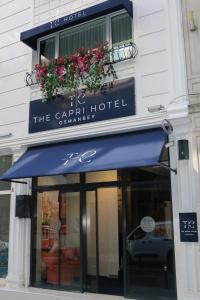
[0,0,33,148]
[0,0,187,152]
[167,117,200,300]
[172,1,200,299]
[1,1,199,300]
[181,0,200,98]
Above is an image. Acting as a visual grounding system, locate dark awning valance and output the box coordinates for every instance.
[0,128,166,180]
[21,0,133,50]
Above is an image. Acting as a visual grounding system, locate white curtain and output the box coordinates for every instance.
[112,12,132,46]
[59,18,106,56]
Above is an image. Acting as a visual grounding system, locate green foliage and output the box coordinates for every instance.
[35,42,117,99]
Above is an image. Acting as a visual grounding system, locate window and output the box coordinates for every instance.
[38,11,133,63]
[111,13,133,62]
[40,36,56,64]
[59,18,106,57]
[0,155,12,278]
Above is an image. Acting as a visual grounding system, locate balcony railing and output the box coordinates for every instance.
[112,42,138,63]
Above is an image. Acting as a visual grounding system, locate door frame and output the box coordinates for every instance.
[82,188,99,293]
[82,186,124,295]
[31,171,176,298]
[31,176,126,294]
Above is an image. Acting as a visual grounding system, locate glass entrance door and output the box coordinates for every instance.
[33,191,81,290]
[32,168,176,299]
[124,168,176,300]
[84,187,123,296]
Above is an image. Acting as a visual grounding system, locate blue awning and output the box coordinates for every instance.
[0,129,166,180]
[21,0,133,50]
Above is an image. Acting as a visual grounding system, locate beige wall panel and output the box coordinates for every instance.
[0,42,28,62]
[0,56,28,79]
[137,0,165,17]
[139,31,167,56]
[0,87,29,108]
[0,122,27,142]
[139,10,166,35]
[140,50,168,75]
[0,24,31,49]
[141,71,169,98]
[142,93,169,113]
[0,104,27,125]
[0,72,26,94]
[0,9,31,34]
[0,0,30,19]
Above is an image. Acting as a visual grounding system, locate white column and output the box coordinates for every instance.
[6,148,32,288]
[169,119,200,300]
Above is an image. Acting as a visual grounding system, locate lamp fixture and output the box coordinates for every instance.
[0,133,12,139]
[188,11,198,32]
[165,141,174,149]
[148,105,165,113]
[162,119,173,135]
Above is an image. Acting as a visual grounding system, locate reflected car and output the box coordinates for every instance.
[0,240,8,278]
[126,222,174,269]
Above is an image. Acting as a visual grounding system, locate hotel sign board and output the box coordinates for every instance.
[179,212,198,242]
[29,78,135,133]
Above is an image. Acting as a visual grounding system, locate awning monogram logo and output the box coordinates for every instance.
[62,150,97,165]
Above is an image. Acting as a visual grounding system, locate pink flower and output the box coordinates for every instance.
[53,68,57,75]
[59,75,64,82]
[58,66,64,76]
[56,56,61,64]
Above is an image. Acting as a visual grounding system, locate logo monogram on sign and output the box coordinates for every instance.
[63,150,97,165]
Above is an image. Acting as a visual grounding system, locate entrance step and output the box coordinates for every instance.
[0,288,126,300]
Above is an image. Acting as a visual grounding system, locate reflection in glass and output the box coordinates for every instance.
[85,187,123,295]
[86,191,97,292]
[111,12,132,62]
[86,170,117,183]
[0,156,12,190]
[37,174,80,186]
[0,195,10,278]
[40,37,55,64]
[34,191,80,290]
[59,18,106,56]
[125,168,176,300]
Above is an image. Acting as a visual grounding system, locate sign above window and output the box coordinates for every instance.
[20,0,133,50]
[29,78,135,133]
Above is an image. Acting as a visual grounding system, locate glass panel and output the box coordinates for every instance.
[0,194,10,278]
[59,18,106,56]
[111,13,132,62]
[86,170,117,183]
[112,13,132,45]
[0,155,12,190]
[34,191,80,290]
[97,187,123,295]
[40,37,55,64]
[85,191,97,292]
[125,168,176,300]
[37,174,80,186]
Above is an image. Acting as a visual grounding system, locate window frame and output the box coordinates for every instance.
[37,9,133,64]
[0,155,12,279]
